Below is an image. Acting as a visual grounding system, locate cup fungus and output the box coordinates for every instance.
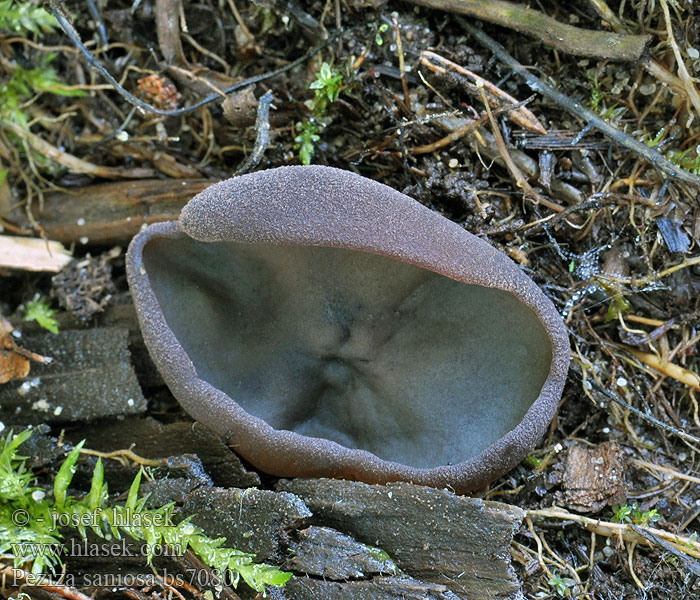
[126,165,569,493]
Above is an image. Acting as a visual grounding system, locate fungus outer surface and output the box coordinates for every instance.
[126,165,570,491]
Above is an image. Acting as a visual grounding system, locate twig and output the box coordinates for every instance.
[421,50,546,134]
[393,16,411,112]
[406,0,651,61]
[660,0,700,121]
[459,19,700,188]
[571,367,700,445]
[47,0,331,117]
[477,82,563,212]
[2,119,157,179]
[630,524,700,576]
[527,508,700,560]
[622,346,700,391]
[234,90,274,175]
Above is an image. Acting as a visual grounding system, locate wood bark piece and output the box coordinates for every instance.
[81,417,261,488]
[278,478,524,600]
[0,327,146,425]
[181,487,312,562]
[284,526,398,579]
[561,441,627,513]
[284,576,462,599]
[4,179,215,245]
[0,234,72,272]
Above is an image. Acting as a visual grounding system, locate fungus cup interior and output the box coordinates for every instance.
[143,237,553,470]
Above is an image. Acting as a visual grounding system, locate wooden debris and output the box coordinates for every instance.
[3,179,215,245]
[284,576,462,599]
[0,327,146,425]
[81,417,261,488]
[284,526,398,579]
[0,315,53,384]
[278,478,524,600]
[0,234,72,272]
[181,487,312,562]
[560,441,627,513]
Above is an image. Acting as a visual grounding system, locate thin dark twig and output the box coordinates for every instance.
[459,18,700,188]
[630,524,700,577]
[48,0,331,117]
[234,90,274,175]
[570,367,700,445]
[85,0,109,48]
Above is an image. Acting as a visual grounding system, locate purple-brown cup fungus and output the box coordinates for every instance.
[126,165,569,493]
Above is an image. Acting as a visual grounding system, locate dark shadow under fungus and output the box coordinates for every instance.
[126,165,570,492]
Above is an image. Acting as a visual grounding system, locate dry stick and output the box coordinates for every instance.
[234,90,274,176]
[407,0,651,61]
[571,367,700,446]
[630,524,700,577]
[477,83,564,213]
[393,16,411,112]
[660,0,700,121]
[527,508,700,560]
[459,20,700,189]
[2,120,157,179]
[421,50,546,134]
[48,0,330,117]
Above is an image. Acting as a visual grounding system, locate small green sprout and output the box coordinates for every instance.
[295,62,346,164]
[375,23,390,46]
[309,62,344,114]
[587,75,626,122]
[23,295,59,334]
[548,572,575,598]
[611,502,661,526]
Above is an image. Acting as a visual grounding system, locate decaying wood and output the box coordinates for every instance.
[0,234,72,272]
[178,478,523,599]
[4,179,215,245]
[81,417,261,489]
[561,441,627,512]
[182,487,313,562]
[278,479,524,600]
[285,526,398,579]
[0,327,146,425]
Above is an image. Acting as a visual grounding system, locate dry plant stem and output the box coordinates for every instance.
[660,0,700,121]
[460,20,700,188]
[393,17,411,111]
[79,447,166,468]
[586,0,625,31]
[421,51,546,134]
[2,120,157,179]
[411,117,482,154]
[623,346,700,391]
[632,459,700,487]
[528,508,700,560]
[477,84,563,213]
[407,0,651,61]
[630,524,700,577]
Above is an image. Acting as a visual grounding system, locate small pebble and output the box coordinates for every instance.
[448,158,459,168]
[688,47,699,59]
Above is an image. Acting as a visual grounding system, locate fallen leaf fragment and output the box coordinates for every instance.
[0,235,72,272]
[0,315,53,384]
